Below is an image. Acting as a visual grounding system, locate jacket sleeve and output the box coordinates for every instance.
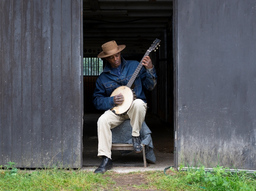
[141,66,157,91]
[93,78,116,111]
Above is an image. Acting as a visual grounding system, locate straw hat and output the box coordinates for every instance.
[97,40,126,58]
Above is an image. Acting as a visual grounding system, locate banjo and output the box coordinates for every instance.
[110,38,161,115]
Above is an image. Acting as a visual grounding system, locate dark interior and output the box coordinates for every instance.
[82,0,174,167]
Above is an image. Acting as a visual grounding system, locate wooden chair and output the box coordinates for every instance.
[111,143,147,167]
[112,120,154,167]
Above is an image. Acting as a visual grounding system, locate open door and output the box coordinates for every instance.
[82,0,174,168]
[174,0,256,170]
[0,0,83,168]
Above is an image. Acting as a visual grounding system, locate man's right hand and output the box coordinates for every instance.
[114,93,124,105]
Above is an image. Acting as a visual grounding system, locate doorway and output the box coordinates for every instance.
[82,0,174,169]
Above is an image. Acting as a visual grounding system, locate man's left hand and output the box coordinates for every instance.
[142,56,153,69]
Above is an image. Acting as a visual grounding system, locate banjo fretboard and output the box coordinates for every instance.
[126,38,161,88]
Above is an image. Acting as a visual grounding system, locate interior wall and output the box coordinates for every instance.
[153,26,174,124]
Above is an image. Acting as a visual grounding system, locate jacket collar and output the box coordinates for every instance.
[103,56,127,73]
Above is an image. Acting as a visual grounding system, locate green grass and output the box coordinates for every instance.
[147,165,256,191]
[0,162,256,191]
[0,163,113,191]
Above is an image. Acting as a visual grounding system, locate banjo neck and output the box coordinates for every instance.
[110,38,160,115]
[126,50,151,88]
[126,38,160,88]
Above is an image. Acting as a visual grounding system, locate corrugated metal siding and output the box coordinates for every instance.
[0,0,83,168]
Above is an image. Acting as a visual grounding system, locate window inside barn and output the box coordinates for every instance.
[83,57,103,76]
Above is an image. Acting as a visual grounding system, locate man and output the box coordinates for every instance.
[93,40,157,173]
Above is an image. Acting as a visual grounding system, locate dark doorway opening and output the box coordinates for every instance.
[82,0,174,169]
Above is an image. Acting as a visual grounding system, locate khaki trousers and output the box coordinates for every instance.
[97,99,147,159]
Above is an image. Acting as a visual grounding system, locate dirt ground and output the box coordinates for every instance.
[104,172,155,191]
[103,169,175,191]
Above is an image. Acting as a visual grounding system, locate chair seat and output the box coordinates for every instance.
[111,143,147,167]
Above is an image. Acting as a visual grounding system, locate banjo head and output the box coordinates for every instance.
[110,86,134,114]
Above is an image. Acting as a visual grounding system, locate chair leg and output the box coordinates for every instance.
[142,145,147,167]
[112,143,147,167]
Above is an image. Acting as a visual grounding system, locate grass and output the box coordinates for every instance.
[150,165,256,191]
[0,162,256,190]
[0,162,113,191]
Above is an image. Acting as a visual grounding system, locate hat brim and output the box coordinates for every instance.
[97,45,126,58]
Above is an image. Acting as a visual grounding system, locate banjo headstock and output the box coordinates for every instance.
[148,38,161,53]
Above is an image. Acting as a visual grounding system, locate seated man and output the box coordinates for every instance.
[93,40,157,173]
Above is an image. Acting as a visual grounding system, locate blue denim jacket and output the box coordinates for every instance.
[93,57,157,111]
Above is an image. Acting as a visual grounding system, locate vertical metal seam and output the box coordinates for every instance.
[20,0,24,167]
[60,0,63,166]
[11,0,14,163]
[0,0,2,165]
[50,0,53,168]
[71,0,73,167]
[30,0,34,168]
[40,0,43,167]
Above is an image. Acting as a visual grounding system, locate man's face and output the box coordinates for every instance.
[106,52,121,68]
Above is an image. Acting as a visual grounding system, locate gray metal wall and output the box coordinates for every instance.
[0,0,83,168]
[175,0,256,170]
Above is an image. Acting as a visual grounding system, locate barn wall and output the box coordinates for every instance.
[0,0,83,168]
[175,0,256,169]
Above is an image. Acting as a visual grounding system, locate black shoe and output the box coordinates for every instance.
[132,136,142,153]
[94,156,113,174]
